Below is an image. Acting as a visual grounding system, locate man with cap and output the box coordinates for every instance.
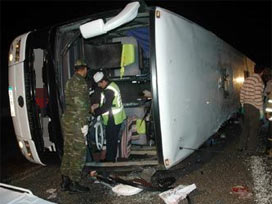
[91,71,126,162]
[60,59,90,193]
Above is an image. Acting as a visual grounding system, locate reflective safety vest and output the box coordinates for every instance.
[100,82,126,125]
[265,92,272,121]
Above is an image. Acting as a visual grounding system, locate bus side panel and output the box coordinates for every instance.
[155,7,253,168]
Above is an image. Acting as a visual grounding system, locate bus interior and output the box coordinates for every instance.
[48,11,159,167]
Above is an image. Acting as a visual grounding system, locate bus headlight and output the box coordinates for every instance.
[15,39,21,62]
[18,141,24,149]
[9,53,13,62]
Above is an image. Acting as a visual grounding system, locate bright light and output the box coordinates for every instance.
[266,107,272,112]
[9,53,13,62]
[235,77,244,84]
[18,141,24,149]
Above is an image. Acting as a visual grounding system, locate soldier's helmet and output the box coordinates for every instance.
[74,59,89,70]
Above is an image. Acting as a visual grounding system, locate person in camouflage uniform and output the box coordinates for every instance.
[60,59,90,193]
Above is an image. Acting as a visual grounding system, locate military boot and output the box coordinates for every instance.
[60,175,71,191]
[68,181,90,193]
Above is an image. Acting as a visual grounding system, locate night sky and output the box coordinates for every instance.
[1,0,271,109]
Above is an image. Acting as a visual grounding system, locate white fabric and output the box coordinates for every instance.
[81,125,88,137]
[112,184,143,196]
[93,72,104,83]
[159,184,196,204]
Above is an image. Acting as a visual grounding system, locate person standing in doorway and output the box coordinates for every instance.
[239,65,265,155]
[60,59,90,193]
[91,71,126,162]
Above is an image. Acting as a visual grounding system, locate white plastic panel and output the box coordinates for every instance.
[8,32,30,66]
[8,35,44,165]
[0,183,56,204]
[155,8,254,168]
[104,2,140,31]
[80,19,106,39]
[9,63,32,140]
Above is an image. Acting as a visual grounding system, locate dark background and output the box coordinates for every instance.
[0,0,271,172]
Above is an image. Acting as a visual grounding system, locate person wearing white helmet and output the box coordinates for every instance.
[91,71,126,162]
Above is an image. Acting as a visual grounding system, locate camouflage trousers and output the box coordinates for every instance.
[60,117,86,182]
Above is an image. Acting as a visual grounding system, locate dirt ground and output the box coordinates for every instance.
[5,120,272,204]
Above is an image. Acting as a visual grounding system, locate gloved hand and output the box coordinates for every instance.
[81,125,88,137]
[260,110,264,120]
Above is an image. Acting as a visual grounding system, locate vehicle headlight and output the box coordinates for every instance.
[9,53,13,62]
[18,141,24,149]
[15,39,21,62]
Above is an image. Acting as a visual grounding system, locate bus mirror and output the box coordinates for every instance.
[80,2,140,39]
[80,19,106,39]
[104,2,140,32]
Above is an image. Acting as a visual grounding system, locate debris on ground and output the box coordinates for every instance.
[46,188,57,200]
[112,184,143,196]
[230,185,253,199]
[140,167,156,182]
[159,184,196,204]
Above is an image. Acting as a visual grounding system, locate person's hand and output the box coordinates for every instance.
[143,90,152,98]
[91,104,99,113]
[81,125,88,137]
[89,171,97,177]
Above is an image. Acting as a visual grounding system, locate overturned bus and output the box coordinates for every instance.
[8,2,254,169]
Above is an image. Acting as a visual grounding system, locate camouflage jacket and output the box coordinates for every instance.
[63,73,90,127]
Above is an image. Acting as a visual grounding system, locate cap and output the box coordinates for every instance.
[74,59,88,69]
[93,72,104,83]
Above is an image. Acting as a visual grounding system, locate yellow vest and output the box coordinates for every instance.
[100,82,126,125]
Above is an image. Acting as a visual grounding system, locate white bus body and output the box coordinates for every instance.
[8,2,254,168]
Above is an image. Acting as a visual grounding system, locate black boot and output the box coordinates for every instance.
[60,175,71,191]
[68,181,90,193]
